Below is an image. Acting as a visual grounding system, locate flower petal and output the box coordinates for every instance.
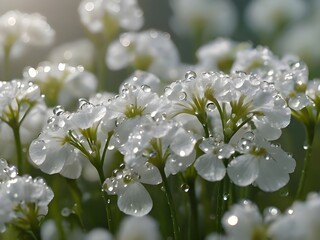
[118,182,152,217]
[255,159,289,192]
[227,155,259,186]
[194,153,226,182]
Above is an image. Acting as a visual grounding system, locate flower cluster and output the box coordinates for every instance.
[0,159,53,236]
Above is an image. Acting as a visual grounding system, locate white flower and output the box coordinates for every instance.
[24,62,97,109]
[106,30,180,80]
[275,20,320,70]
[119,116,197,177]
[103,162,161,216]
[0,190,14,232]
[48,39,95,71]
[0,80,44,124]
[196,38,251,72]
[232,47,312,111]
[222,200,272,240]
[245,0,307,35]
[269,193,320,240]
[84,228,113,240]
[78,0,143,39]
[169,0,237,38]
[117,216,161,240]
[194,137,234,182]
[0,10,54,48]
[227,132,295,192]
[0,158,17,182]
[0,175,54,232]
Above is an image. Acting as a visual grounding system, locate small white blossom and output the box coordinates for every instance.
[245,0,307,35]
[78,0,143,40]
[269,193,320,240]
[169,0,237,38]
[29,102,107,179]
[48,39,95,71]
[227,132,295,191]
[222,200,272,240]
[0,175,54,232]
[0,10,54,49]
[103,162,161,216]
[24,62,98,108]
[106,30,180,80]
[117,216,161,240]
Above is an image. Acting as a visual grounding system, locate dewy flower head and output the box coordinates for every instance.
[78,0,143,41]
[169,0,237,38]
[106,30,180,80]
[0,175,54,233]
[222,200,278,240]
[269,193,320,240]
[103,162,161,216]
[29,100,108,179]
[0,158,18,182]
[24,62,97,109]
[245,0,307,35]
[120,116,197,176]
[0,79,43,123]
[196,38,251,73]
[117,216,161,240]
[227,131,295,192]
[48,39,95,72]
[0,10,54,52]
[232,47,311,111]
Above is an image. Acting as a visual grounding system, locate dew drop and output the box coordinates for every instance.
[287,209,294,215]
[164,87,173,97]
[78,98,91,109]
[185,71,197,80]
[53,105,65,116]
[279,188,289,197]
[180,183,189,192]
[141,84,151,93]
[223,193,229,201]
[206,102,216,112]
[264,207,280,222]
[243,131,254,141]
[227,215,238,226]
[178,92,187,101]
[61,208,72,217]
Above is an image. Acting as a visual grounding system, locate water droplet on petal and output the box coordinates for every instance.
[141,85,151,93]
[227,215,238,226]
[78,98,91,109]
[206,102,216,112]
[53,105,65,116]
[164,87,172,96]
[185,71,197,80]
[179,92,187,101]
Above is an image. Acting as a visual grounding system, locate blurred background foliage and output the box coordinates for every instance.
[0,0,319,238]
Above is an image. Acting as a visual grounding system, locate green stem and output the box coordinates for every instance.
[3,44,11,81]
[95,45,108,91]
[12,123,23,174]
[187,179,199,240]
[295,124,316,200]
[96,166,113,233]
[65,179,85,230]
[215,180,224,233]
[159,168,180,240]
[51,175,66,240]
